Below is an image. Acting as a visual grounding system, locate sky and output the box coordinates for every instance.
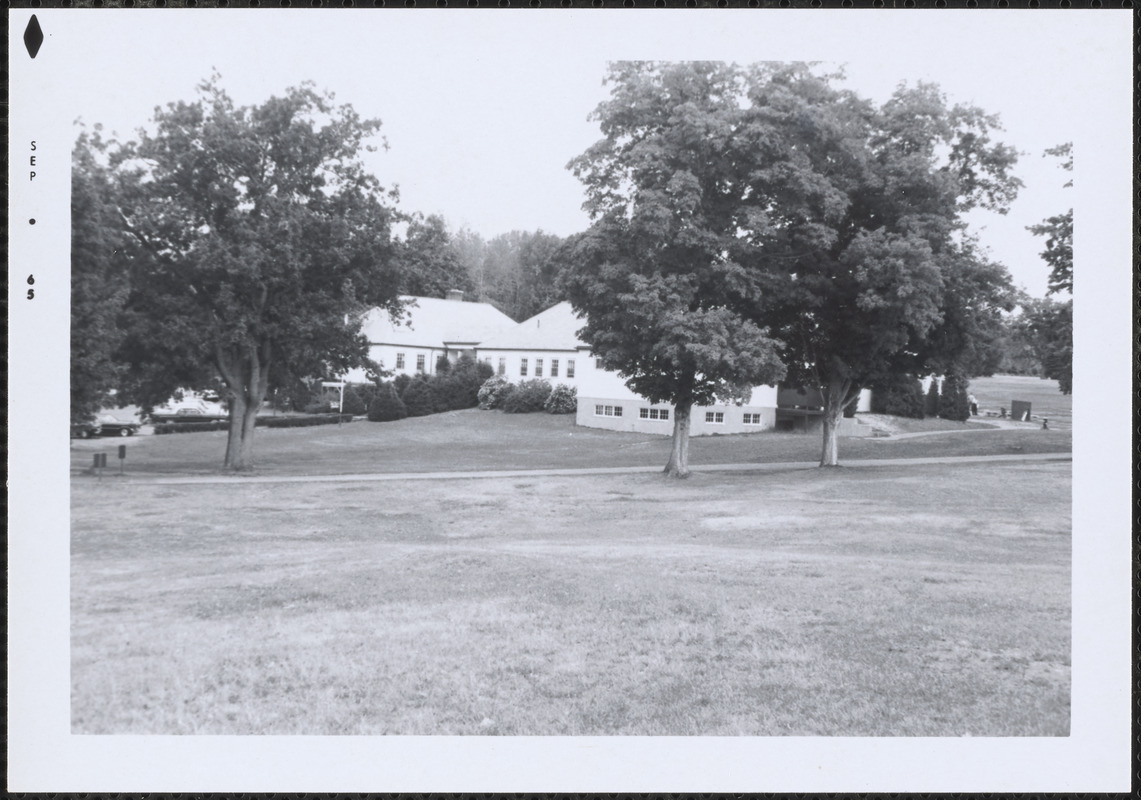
[38,10,1101,298]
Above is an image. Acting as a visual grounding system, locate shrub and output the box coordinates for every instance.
[924,377,941,418]
[544,383,578,414]
[258,414,353,428]
[340,386,367,416]
[939,371,971,422]
[871,373,925,419]
[153,421,228,435]
[503,379,553,413]
[477,375,514,410]
[401,378,437,417]
[352,382,380,412]
[304,398,336,414]
[435,354,451,374]
[367,383,408,422]
[393,373,413,398]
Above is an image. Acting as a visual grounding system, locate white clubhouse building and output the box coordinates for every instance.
[348,293,870,436]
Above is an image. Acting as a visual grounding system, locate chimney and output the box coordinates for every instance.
[446,289,465,302]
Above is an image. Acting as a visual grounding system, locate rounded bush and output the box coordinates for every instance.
[503,379,552,414]
[544,383,578,414]
[870,373,925,419]
[477,375,514,410]
[340,386,367,416]
[401,378,437,417]
[367,383,408,422]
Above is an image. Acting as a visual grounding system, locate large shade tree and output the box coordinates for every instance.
[1025,142,1073,394]
[108,77,405,469]
[71,126,131,424]
[564,62,787,477]
[731,64,1021,465]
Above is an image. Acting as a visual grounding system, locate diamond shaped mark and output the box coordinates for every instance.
[24,15,44,59]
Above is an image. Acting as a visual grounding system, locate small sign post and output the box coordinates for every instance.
[118,444,127,475]
[93,452,107,479]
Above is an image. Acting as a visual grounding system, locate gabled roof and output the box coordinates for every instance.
[361,296,516,348]
[476,301,588,352]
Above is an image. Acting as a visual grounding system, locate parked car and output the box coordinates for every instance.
[96,413,140,437]
[70,420,102,439]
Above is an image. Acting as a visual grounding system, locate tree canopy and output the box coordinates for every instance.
[733,64,1021,464]
[563,62,787,477]
[100,77,405,469]
[1024,142,1073,395]
[566,62,1021,467]
[71,126,131,424]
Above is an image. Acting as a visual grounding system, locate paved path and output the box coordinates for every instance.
[83,452,1072,486]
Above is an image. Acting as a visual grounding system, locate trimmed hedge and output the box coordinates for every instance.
[259,414,354,428]
[153,414,354,434]
[153,421,228,435]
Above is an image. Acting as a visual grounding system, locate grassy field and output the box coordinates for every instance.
[71,404,1070,479]
[72,459,1070,736]
[968,374,1072,428]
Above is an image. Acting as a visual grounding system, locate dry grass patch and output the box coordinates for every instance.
[73,460,1070,735]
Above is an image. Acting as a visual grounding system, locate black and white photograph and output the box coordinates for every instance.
[7,7,1133,793]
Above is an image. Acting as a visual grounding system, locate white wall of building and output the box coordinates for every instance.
[477,349,584,386]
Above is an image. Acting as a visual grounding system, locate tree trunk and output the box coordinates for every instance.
[224,392,247,469]
[819,371,853,468]
[219,339,271,472]
[664,399,693,478]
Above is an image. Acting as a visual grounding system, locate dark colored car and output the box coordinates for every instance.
[70,420,103,439]
[96,413,140,437]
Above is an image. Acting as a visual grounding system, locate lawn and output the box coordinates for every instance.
[71,403,1071,479]
[72,459,1071,736]
[968,374,1072,428]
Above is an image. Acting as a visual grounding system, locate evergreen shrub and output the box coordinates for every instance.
[401,379,437,417]
[340,386,367,416]
[871,373,926,419]
[939,372,971,422]
[924,377,941,418]
[393,373,412,398]
[367,383,408,422]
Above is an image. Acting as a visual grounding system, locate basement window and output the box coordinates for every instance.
[743,413,762,425]
[595,404,623,418]
[705,411,725,424]
[639,408,670,421]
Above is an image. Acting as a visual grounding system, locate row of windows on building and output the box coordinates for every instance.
[392,353,426,371]
[489,357,575,379]
[387,353,579,379]
[594,406,765,425]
